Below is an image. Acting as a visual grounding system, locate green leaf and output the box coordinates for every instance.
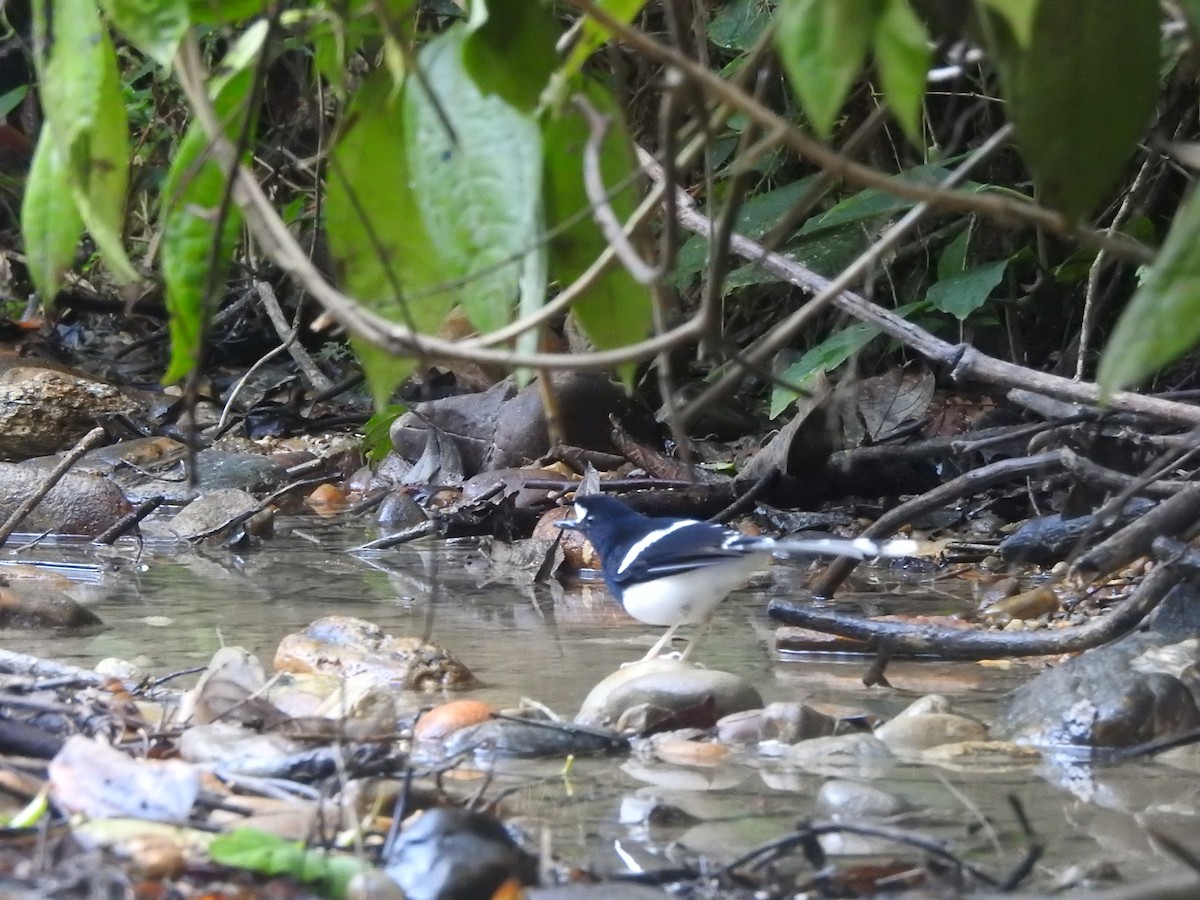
[160,22,266,384]
[776,0,885,137]
[926,258,1008,320]
[980,0,1040,45]
[463,0,558,112]
[34,0,138,283]
[708,0,772,51]
[1098,186,1200,392]
[100,0,189,67]
[0,86,27,121]
[673,175,821,285]
[363,404,407,463]
[21,126,85,300]
[770,301,926,417]
[797,163,970,236]
[328,70,454,408]
[405,26,545,335]
[543,82,653,357]
[562,0,647,79]
[873,0,930,145]
[937,226,970,280]
[210,828,367,898]
[994,0,1158,222]
[188,0,267,24]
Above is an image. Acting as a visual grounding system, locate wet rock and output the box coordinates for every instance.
[378,490,427,530]
[875,712,988,753]
[0,585,102,629]
[981,586,1060,624]
[156,489,270,541]
[920,740,1042,768]
[274,616,477,691]
[651,737,729,767]
[113,449,286,503]
[715,708,764,745]
[761,701,845,743]
[0,367,148,460]
[0,463,130,535]
[414,699,495,745]
[441,714,627,760]
[391,373,656,477]
[575,658,762,735]
[384,807,537,900]
[995,633,1200,748]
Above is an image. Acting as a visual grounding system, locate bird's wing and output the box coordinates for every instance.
[611,522,755,583]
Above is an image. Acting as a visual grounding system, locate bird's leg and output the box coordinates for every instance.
[641,623,682,660]
[678,618,713,662]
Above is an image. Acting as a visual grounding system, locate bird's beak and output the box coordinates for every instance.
[555,517,581,531]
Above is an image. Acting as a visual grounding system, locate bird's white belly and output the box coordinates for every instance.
[619,554,769,626]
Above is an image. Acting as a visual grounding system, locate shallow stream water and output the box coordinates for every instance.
[7,516,1199,893]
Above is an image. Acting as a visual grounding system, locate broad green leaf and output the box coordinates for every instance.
[709,0,772,51]
[1098,186,1200,392]
[543,82,653,359]
[980,0,1040,45]
[926,259,1008,320]
[673,175,821,285]
[995,0,1158,222]
[770,301,926,417]
[70,35,138,283]
[405,27,544,335]
[22,126,84,300]
[562,0,647,79]
[328,70,454,407]
[363,404,407,463]
[33,0,138,283]
[797,163,973,236]
[776,0,885,137]
[937,226,970,280]
[188,0,267,24]
[873,0,930,145]
[101,0,189,67]
[160,23,267,384]
[464,0,558,112]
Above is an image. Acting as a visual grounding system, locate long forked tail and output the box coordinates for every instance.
[757,536,918,560]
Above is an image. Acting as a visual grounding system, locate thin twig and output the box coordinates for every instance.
[92,495,165,545]
[255,280,333,392]
[0,427,107,548]
[575,95,662,284]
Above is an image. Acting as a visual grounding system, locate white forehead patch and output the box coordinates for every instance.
[573,503,589,521]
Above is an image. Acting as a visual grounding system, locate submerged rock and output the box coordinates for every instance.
[274,616,477,691]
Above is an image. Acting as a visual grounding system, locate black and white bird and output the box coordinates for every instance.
[556,494,916,661]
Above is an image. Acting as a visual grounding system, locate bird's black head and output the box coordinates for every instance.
[555,494,643,538]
